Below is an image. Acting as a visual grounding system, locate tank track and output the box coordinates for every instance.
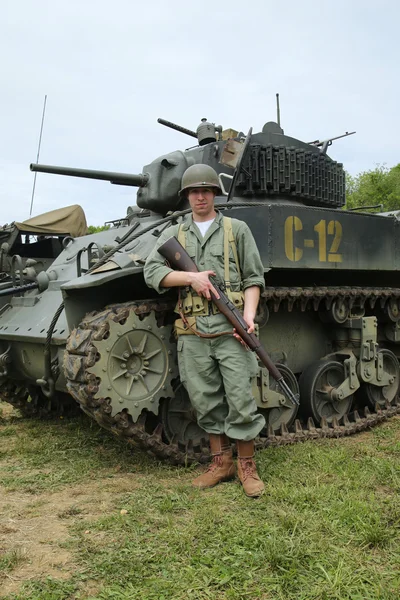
[0,381,80,418]
[262,286,400,312]
[0,381,30,413]
[64,288,400,466]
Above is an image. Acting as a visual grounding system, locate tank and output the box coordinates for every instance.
[0,117,399,463]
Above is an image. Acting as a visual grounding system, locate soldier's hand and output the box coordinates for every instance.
[233,328,250,350]
[190,271,220,300]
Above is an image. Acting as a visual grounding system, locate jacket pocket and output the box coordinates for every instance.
[210,244,240,284]
[185,244,197,259]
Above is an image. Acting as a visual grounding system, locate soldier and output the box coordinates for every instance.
[144,164,266,497]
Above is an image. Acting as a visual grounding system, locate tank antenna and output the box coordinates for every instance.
[276,93,281,127]
[29,94,47,217]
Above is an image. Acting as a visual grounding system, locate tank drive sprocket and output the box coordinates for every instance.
[63,301,211,465]
[87,308,177,420]
[64,302,177,417]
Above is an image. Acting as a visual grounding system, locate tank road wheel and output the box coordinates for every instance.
[161,382,206,445]
[299,360,353,425]
[359,349,400,409]
[260,364,299,433]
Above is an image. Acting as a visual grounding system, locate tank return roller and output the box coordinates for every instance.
[30,164,149,188]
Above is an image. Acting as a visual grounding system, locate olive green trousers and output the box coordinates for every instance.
[176,314,265,441]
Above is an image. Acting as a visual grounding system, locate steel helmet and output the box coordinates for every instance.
[179,164,222,197]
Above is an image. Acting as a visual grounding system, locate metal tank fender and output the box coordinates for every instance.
[61,264,143,292]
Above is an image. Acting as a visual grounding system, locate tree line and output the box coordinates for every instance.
[345,163,400,212]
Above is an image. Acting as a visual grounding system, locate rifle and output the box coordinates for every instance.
[158,236,300,406]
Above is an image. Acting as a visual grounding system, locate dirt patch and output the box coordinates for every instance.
[0,474,141,597]
[0,493,73,596]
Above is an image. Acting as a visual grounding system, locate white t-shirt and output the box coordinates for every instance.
[195,218,215,238]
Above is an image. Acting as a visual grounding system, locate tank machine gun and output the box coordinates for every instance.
[0,115,399,466]
[157,117,224,146]
[156,118,197,139]
[308,131,356,154]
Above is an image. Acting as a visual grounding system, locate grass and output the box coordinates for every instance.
[0,550,26,574]
[0,402,399,599]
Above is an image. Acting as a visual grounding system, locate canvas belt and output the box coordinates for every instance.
[174,313,233,338]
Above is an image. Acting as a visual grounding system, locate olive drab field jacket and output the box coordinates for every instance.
[144,211,265,316]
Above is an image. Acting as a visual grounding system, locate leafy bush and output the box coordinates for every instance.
[87,224,111,234]
[346,164,400,211]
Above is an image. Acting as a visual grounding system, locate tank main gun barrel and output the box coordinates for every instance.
[30,164,149,187]
[157,118,197,139]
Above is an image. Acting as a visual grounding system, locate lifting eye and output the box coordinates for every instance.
[161,158,178,169]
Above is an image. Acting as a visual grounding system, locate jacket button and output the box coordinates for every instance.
[200,261,205,266]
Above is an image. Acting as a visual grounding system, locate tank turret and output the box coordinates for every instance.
[31,118,349,213]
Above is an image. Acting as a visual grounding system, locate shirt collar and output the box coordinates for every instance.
[182,210,223,231]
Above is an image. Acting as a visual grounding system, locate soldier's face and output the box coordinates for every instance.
[187,188,216,219]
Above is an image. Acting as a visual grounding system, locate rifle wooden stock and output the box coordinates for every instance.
[158,236,299,406]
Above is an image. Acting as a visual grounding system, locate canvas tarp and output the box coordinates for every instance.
[15,205,87,238]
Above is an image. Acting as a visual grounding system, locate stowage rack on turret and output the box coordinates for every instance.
[237,142,345,207]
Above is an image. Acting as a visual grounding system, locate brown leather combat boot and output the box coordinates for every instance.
[236,440,265,498]
[192,434,235,489]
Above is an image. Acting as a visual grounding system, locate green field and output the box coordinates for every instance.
[0,402,399,600]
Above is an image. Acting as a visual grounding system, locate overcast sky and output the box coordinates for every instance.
[1,0,399,226]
